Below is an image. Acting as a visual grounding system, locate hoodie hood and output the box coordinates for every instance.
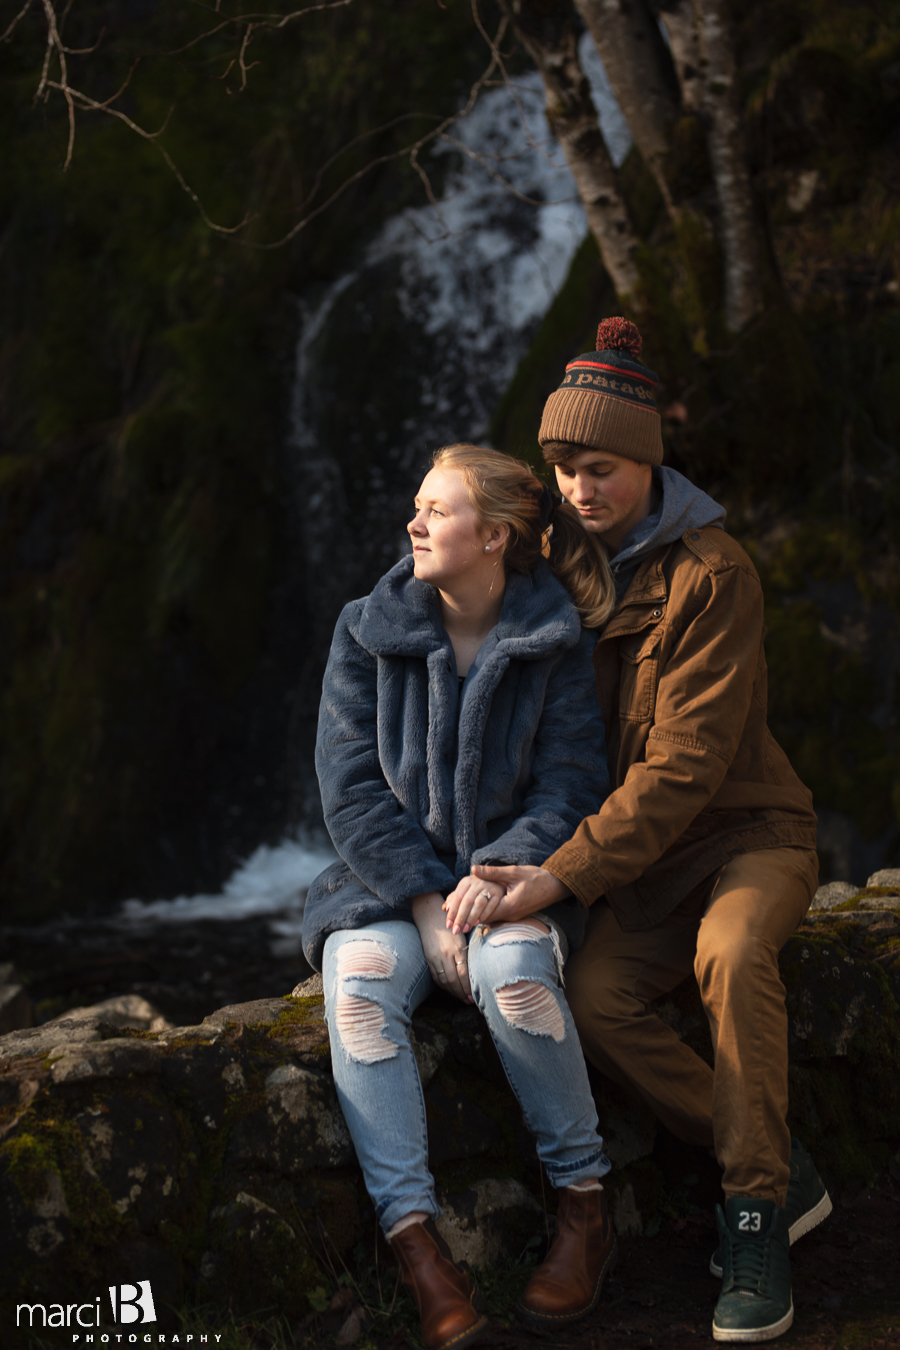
[609,466,726,601]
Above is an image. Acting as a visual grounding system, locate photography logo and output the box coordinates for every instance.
[16,1280,156,1331]
[14,1277,223,1343]
[108,1284,156,1325]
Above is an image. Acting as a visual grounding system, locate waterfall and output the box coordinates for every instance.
[120,42,631,934]
[289,38,631,615]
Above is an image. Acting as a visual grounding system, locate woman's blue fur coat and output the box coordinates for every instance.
[302,554,610,970]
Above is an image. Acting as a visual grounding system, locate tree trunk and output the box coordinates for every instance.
[501,0,641,301]
[694,0,762,332]
[574,0,681,216]
[655,0,705,111]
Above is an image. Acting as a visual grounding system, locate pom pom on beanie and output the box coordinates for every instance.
[596,317,642,361]
[538,317,663,465]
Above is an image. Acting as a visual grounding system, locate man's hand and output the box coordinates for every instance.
[467,864,572,923]
[411,892,473,1003]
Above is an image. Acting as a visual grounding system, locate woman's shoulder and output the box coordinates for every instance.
[497,561,583,657]
[337,555,444,659]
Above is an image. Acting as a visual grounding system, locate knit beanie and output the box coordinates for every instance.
[538,317,663,465]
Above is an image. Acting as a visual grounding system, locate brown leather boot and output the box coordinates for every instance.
[389,1219,489,1350]
[515,1185,618,1328]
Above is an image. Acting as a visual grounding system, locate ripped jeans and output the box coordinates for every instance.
[322,918,610,1233]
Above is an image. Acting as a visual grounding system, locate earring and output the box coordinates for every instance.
[484,545,490,553]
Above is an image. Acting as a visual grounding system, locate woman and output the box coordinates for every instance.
[302,445,617,1349]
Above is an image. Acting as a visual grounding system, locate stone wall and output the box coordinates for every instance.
[1,887,898,1346]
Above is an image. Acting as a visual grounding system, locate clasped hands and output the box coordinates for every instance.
[443,863,571,934]
[411,866,570,1006]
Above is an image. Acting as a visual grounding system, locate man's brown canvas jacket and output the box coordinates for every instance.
[543,524,818,930]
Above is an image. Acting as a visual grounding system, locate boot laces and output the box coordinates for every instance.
[728,1234,768,1293]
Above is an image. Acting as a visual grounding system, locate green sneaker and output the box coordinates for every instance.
[710,1138,831,1277]
[712,1198,793,1342]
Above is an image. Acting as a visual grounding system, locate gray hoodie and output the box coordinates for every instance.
[609,466,726,602]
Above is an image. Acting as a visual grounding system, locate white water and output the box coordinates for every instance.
[367,34,632,406]
[123,41,630,931]
[117,834,336,928]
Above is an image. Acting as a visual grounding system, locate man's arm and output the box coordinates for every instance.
[542,556,765,903]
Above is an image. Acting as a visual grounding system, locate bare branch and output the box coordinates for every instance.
[237,23,260,91]
[251,12,511,248]
[470,0,562,173]
[57,31,105,56]
[34,0,79,166]
[18,0,358,207]
[13,0,558,249]
[291,112,436,216]
[409,144,448,234]
[1,0,36,44]
[47,81,252,231]
[439,131,568,208]
[34,0,56,104]
[90,61,140,111]
[164,0,354,57]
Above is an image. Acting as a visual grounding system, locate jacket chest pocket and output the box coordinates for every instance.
[617,627,662,723]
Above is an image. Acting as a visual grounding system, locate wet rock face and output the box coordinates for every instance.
[1,920,898,1343]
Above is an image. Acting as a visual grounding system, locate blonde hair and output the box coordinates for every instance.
[431,443,615,629]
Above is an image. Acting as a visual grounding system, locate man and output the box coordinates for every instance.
[468,318,831,1342]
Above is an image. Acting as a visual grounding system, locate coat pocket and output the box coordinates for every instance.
[618,628,661,723]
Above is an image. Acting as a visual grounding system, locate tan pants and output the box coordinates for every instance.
[566,847,819,1205]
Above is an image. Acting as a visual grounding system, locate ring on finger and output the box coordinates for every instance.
[478,889,493,902]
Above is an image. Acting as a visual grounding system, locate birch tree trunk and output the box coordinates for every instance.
[655,0,705,111]
[501,0,640,301]
[694,0,763,331]
[574,0,681,216]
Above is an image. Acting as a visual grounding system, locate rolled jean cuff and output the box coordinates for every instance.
[545,1147,612,1190]
[377,1192,443,1236]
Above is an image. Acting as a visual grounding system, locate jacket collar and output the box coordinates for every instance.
[601,549,668,642]
[357,555,581,659]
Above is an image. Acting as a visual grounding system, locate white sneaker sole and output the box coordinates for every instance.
[788,1189,832,1243]
[712,1301,794,1342]
[709,1191,833,1277]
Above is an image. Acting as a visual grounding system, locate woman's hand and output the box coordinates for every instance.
[467,864,572,922]
[411,892,473,1003]
[443,874,506,933]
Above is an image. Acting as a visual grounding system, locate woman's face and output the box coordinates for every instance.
[408,468,495,588]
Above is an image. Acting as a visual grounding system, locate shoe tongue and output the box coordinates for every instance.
[724,1197,776,1235]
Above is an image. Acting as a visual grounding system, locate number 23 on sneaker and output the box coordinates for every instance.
[712,1198,793,1343]
[710,1138,832,1277]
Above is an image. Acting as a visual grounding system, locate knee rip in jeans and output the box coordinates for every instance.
[333,940,399,1064]
[486,922,542,947]
[495,980,566,1043]
[486,921,566,986]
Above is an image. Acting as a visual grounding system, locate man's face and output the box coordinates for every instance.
[553,448,653,552]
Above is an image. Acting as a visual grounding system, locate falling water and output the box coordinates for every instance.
[120,41,631,933]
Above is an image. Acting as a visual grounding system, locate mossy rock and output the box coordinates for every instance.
[197,1190,324,1322]
[3,932,900,1347]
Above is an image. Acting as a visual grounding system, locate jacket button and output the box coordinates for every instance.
[689,531,700,540]
[651,608,663,619]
